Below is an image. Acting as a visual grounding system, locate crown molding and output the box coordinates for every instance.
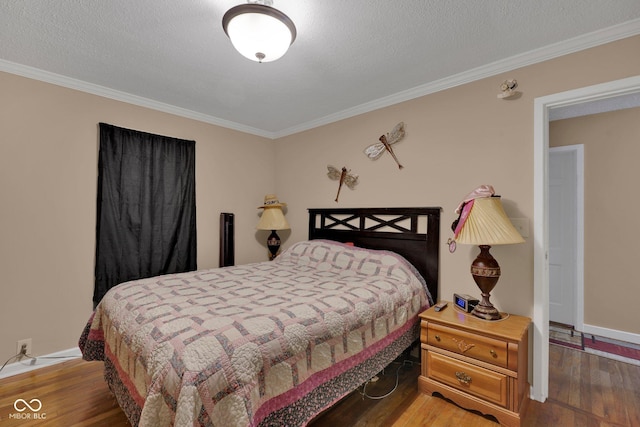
[275,18,640,138]
[0,59,275,139]
[2,18,639,140]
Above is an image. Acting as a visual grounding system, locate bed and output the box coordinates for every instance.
[79,207,440,426]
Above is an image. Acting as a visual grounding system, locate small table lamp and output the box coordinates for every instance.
[257,194,290,260]
[453,194,524,320]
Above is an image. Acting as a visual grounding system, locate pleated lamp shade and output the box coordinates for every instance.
[256,207,290,231]
[456,196,524,245]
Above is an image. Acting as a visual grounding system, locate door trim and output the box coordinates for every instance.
[533,75,640,402]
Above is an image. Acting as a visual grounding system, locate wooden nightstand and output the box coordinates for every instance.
[418,303,531,427]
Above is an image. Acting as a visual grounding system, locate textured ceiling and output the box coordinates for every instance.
[2,1,640,138]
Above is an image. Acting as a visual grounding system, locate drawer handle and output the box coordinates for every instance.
[435,335,441,342]
[490,349,497,358]
[455,371,472,385]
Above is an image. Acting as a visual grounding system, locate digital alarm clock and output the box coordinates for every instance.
[454,293,479,313]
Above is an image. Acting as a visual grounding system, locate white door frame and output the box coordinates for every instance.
[532,75,640,402]
[548,144,584,331]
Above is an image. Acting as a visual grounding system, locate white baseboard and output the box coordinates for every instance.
[582,324,640,345]
[0,347,82,380]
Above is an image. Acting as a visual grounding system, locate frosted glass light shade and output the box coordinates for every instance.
[223,4,296,63]
[456,196,524,245]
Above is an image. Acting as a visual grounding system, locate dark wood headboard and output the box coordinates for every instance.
[308,207,440,303]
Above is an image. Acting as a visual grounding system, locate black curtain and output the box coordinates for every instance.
[94,123,197,306]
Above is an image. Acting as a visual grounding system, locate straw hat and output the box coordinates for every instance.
[258,194,287,209]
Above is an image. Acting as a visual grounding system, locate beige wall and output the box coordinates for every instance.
[0,72,276,362]
[1,34,639,363]
[550,107,640,335]
[274,34,640,321]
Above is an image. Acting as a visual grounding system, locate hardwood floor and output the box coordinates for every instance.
[310,359,500,427]
[0,360,129,426]
[524,344,640,427]
[1,344,638,426]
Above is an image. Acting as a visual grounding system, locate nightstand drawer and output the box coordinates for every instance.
[427,323,508,368]
[427,351,508,407]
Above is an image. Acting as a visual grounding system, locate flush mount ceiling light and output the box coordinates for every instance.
[222,0,297,63]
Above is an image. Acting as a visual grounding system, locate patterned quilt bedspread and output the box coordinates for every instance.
[79,240,431,426]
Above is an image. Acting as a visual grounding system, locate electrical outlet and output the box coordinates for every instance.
[17,338,32,360]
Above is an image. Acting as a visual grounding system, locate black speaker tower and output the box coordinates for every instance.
[219,213,234,267]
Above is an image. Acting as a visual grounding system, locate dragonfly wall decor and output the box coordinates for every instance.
[327,165,358,202]
[363,122,406,169]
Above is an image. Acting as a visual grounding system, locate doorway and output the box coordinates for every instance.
[532,75,640,402]
[548,145,584,329]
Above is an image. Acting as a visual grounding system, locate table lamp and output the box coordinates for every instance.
[257,194,290,260]
[453,194,524,320]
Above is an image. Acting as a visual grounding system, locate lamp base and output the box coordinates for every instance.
[267,230,281,261]
[470,245,502,321]
[471,298,502,320]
